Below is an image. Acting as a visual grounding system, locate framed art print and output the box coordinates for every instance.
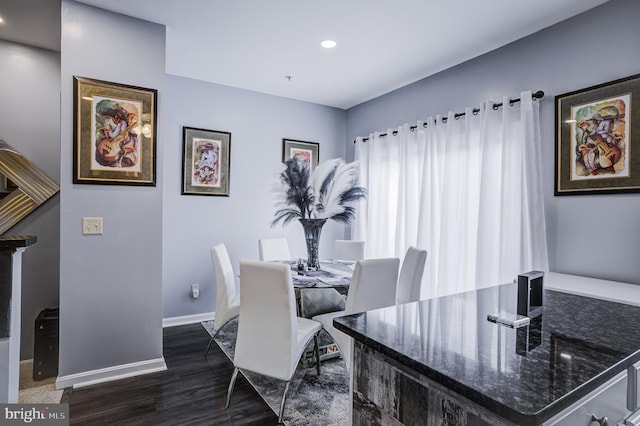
[555,73,640,195]
[73,76,157,186]
[182,127,231,196]
[282,138,319,171]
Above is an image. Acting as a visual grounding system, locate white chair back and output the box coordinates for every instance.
[211,244,239,331]
[315,257,399,371]
[396,246,428,305]
[333,239,365,261]
[346,258,400,314]
[234,260,297,381]
[227,260,322,422]
[258,238,292,261]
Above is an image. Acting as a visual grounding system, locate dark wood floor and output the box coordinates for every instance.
[67,323,278,425]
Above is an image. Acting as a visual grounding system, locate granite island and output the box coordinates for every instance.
[334,282,640,425]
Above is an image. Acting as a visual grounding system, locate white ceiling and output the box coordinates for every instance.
[2,0,610,109]
[0,0,61,52]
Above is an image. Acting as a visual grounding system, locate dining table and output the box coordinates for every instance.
[288,259,354,288]
[284,259,355,318]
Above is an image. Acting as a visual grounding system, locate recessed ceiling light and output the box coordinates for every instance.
[0,16,5,24]
[320,40,337,49]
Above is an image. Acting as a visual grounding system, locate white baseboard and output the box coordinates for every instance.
[55,357,167,389]
[162,312,214,328]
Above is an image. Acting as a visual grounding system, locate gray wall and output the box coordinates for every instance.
[58,1,164,375]
[162,76,347,319]
[346,0,640,286]
[0,0,348,372]
[0,40,61,360]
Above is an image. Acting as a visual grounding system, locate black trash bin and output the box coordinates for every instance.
[33,308,59,381]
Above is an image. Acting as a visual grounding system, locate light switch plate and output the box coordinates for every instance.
[82,217,103,235]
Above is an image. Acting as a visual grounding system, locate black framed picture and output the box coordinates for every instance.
[555,73,640,195]
[282,138,319,171]
[73,76,157,186]
[182,127,231,196]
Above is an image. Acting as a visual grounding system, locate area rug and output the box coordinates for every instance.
[202,319,349,426]
[18,362,64,404]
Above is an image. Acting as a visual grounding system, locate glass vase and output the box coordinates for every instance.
[299,218,327,270]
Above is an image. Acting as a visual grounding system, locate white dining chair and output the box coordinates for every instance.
[396,246,428,305]
[313,257,400,371]
[333,239,365,261]
[225,260,322,424]
[205,243,241,357]
[258,238,292,261]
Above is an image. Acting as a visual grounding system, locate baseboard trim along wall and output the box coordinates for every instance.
[162,312,215,328]
[55,357,167,389]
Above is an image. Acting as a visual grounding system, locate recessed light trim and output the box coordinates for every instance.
[320,40,337,49]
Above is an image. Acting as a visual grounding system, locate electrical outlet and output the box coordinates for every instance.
[82,217,103,235]
[191,283,199,299]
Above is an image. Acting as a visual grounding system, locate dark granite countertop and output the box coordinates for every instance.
[334,283,640,425]
[0,235,37,249]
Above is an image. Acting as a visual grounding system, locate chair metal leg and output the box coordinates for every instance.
[278,380,291,424]
[225,367,239,409]
[204,328,221,357]
[314,333,321,375]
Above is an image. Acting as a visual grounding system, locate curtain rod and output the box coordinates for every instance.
[354,90,544,143]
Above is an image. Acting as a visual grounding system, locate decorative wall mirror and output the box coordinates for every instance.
[0,140,59,235]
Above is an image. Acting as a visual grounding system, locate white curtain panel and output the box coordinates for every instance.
[353,91,549,299]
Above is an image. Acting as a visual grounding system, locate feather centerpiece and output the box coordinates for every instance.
[311,158,367,224]
[271,154,367,270]
[271,155,366,227]
[271,155,314,226]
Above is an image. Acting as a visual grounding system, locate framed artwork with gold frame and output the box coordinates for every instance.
[555,73,640,195]
[282,138,319,171]
[73,76,157,186]
[181,127,231,196]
